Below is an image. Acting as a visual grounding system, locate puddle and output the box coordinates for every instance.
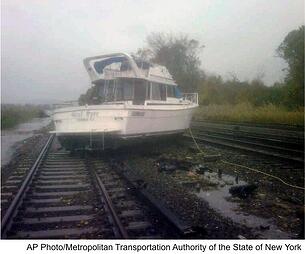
[1,117,50,166]
[190,170,292,238]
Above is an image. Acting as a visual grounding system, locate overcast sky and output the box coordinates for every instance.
[1,0,304,104]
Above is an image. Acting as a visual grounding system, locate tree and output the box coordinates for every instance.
[143,33,204,92]
[277,26,304,108]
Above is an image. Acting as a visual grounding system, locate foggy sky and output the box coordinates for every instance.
[1,0,304,104]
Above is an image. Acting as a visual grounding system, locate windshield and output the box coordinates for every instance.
[91,79,136,104]
[86,79,181,105]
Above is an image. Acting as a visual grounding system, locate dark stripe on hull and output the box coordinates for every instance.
[57,130,185,151]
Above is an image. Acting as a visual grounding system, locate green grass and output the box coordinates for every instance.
[194,103,304,126]
[1,104,47,129]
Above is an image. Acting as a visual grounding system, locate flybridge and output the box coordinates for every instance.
[83,53,177,85]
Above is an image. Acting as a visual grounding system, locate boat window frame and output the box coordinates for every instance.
[133,79,148,105]
[101,79,116,102]
[151,82,167,101]
[94,79,177,104]
[146,81,151,100]
[114,78,134,102]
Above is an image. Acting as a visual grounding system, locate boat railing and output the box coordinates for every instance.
[104,69,140,79]
[181,93,198,105]
[53,100,79,109]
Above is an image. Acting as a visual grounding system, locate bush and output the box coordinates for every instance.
[1,104,47,129]
[194,103,304,126]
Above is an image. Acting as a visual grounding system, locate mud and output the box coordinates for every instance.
[99,136,303,239]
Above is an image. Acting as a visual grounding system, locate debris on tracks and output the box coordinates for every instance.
[229,184,258,199]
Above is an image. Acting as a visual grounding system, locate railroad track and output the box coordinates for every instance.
[189,121,304,164]
[1,135,181,239]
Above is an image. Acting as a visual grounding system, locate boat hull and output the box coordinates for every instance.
[52,104,197,149]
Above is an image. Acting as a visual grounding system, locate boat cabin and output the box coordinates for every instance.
[88,78,182,105]
[83,53,189,106]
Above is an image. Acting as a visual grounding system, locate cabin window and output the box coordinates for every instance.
[152,83,166,101]
[115,82,124,101]
[146,82,151,99]
[122,80,133,100]
[160,84,166,100]
[98,83,105,97]
[104,81,115,102]
[167,85,175,98]
[151,83,161,100]
[133,80,147,105]
[116,79,134,101]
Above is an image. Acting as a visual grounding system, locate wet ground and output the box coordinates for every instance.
[101,137,304,239]
[1,117,51,166]
[1,127,303,239]
[188,171,290,238]
[1,118,52,185]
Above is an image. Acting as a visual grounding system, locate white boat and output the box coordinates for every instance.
[52,53,198,149]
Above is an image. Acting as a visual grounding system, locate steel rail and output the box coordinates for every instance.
[192,120,304,132]
[194,132,304,157]
[184,134,303,164]
[192,125,304,145]
[110,163,194,237]
[92,170,128,239]
[1,134,55,238]
[191,124,303,142]
[192,127,303,147]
